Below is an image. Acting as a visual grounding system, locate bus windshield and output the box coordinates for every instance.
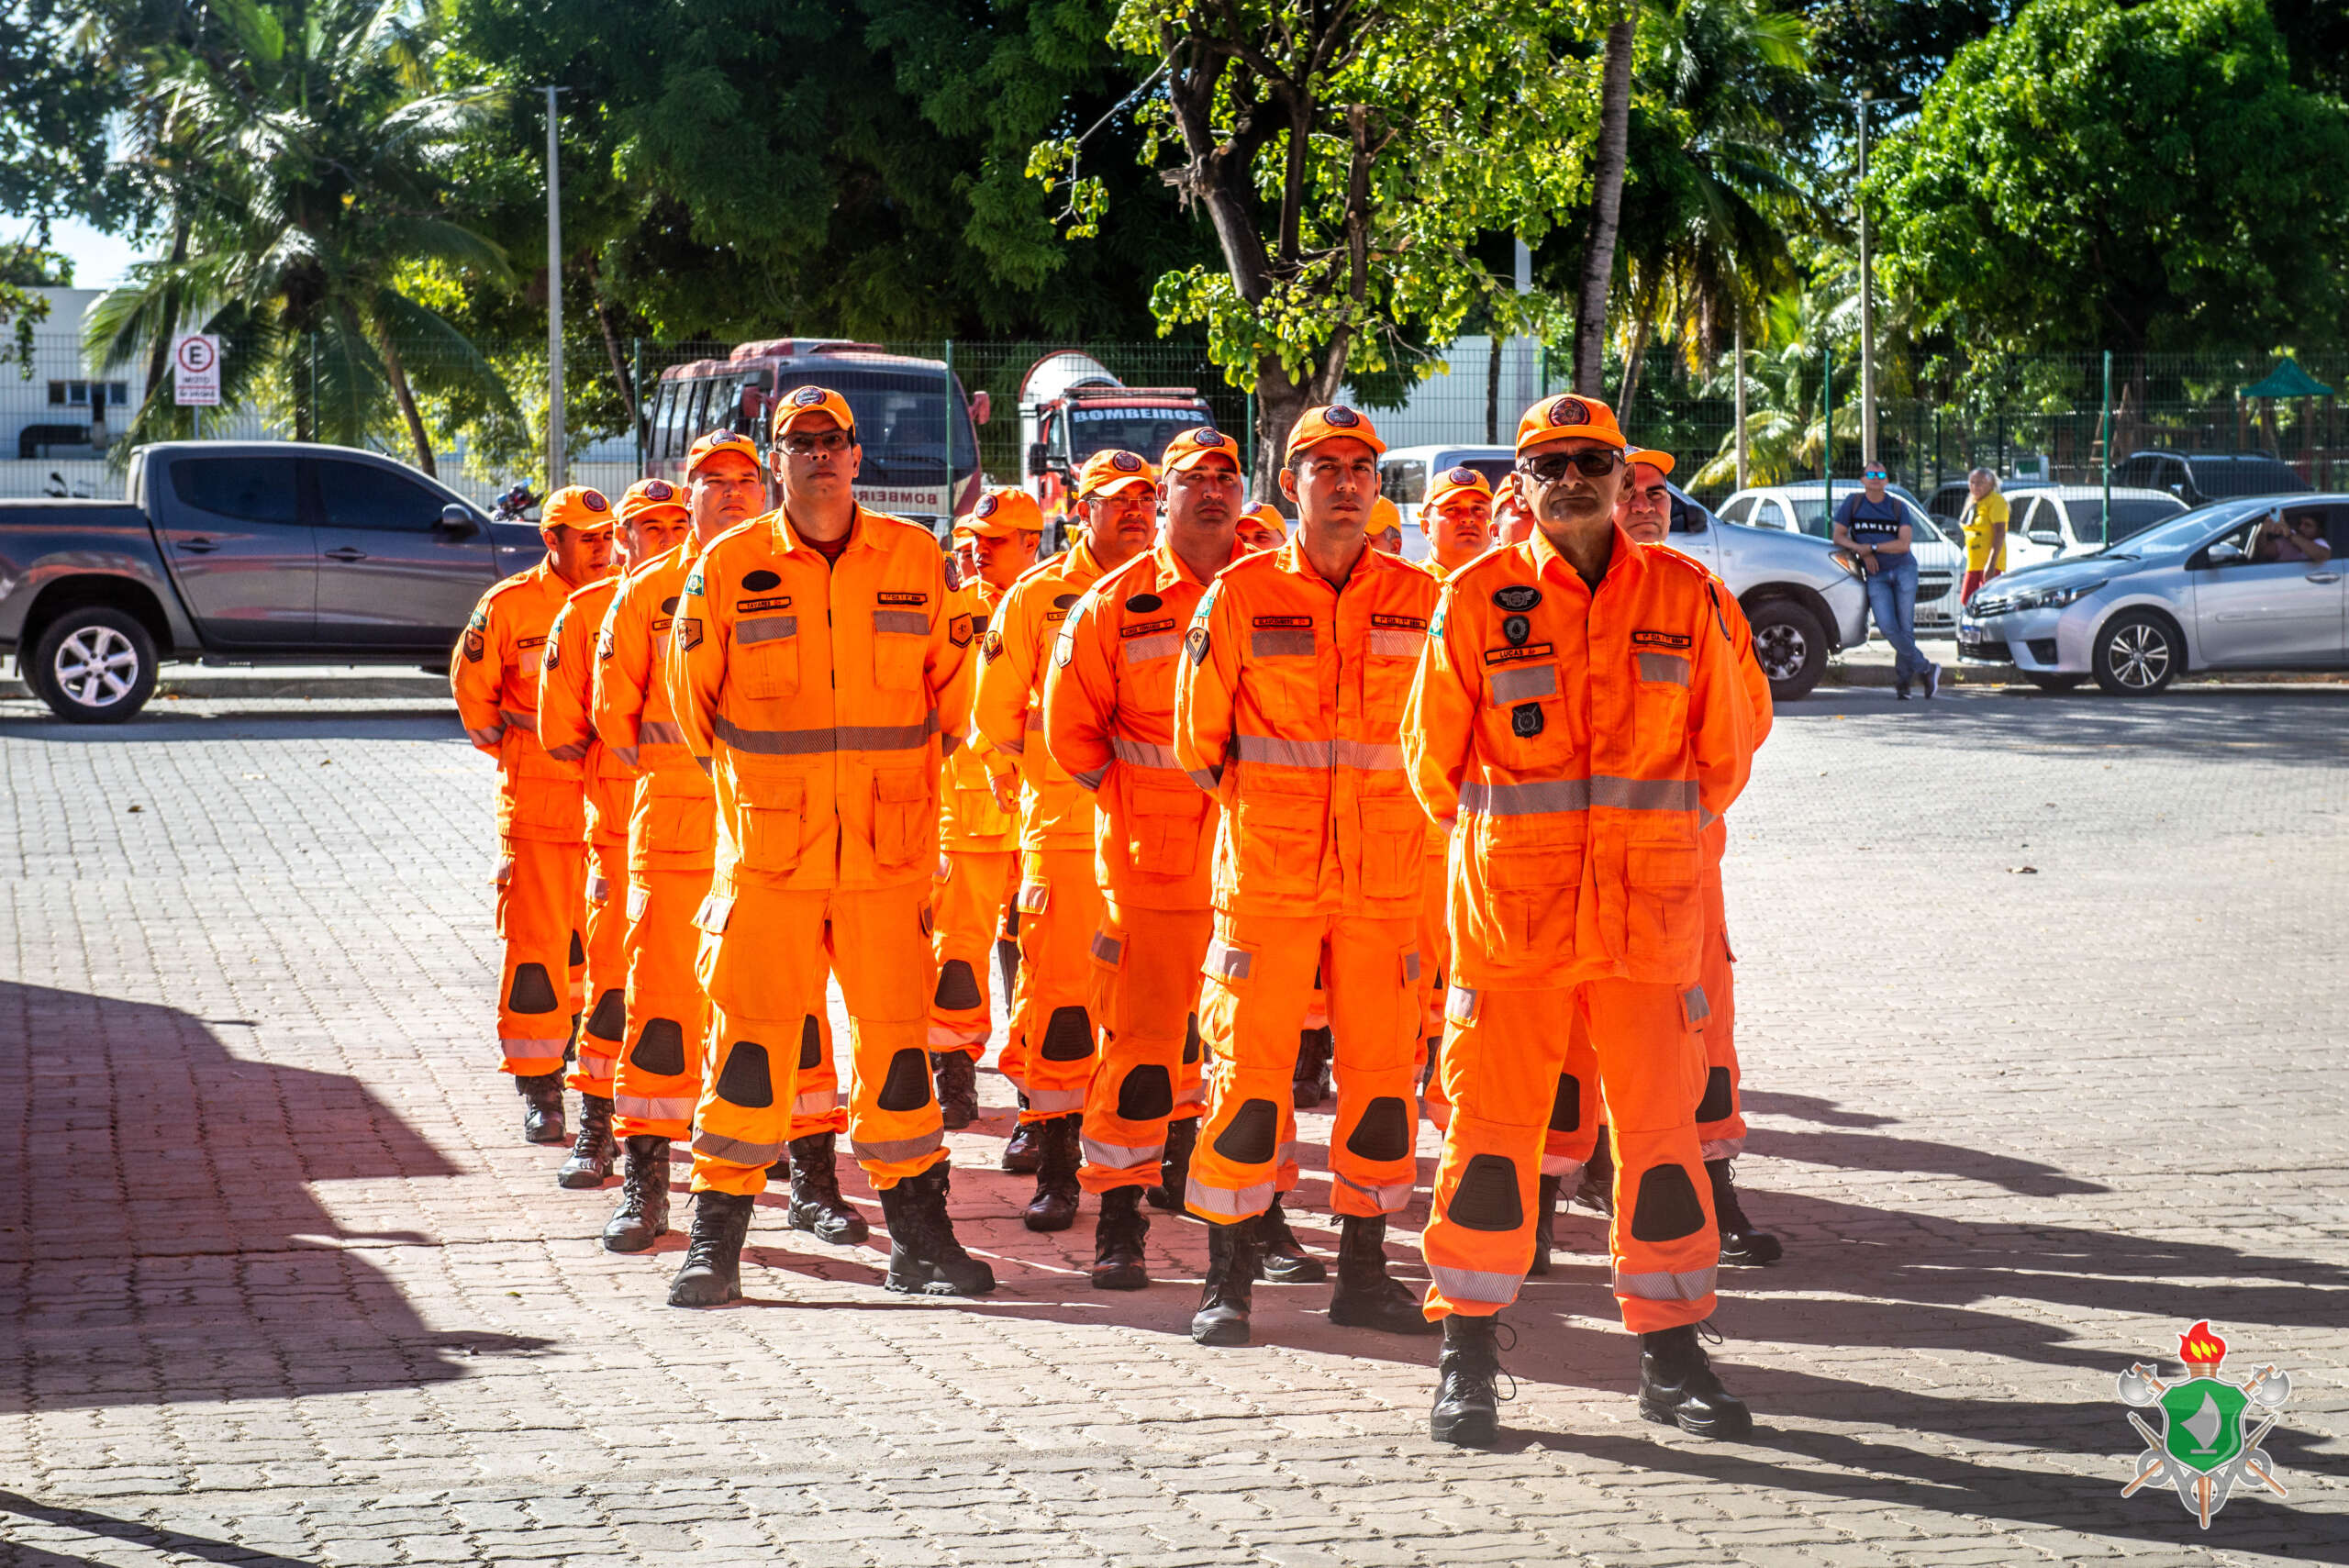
[1061,406,1212,464]
[772,368,977,485]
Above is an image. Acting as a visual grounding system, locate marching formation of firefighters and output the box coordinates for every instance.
[453,385,1782,1448]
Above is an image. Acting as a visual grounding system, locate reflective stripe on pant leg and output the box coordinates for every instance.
[569,838,629,1095]
[1585,976,1718,1334]
[612,866,711,1137]
[1013,846,1103,1121]
[929,847,1011,1054]
[1324,913,1426,1218]
[1186,909,1321,1225]
[496,835,578,1074]
[827,879,946,1189]
[1080,902,1212,1194]
[1419,984,1572,1320]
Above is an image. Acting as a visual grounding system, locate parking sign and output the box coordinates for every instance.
[173,334,222,406]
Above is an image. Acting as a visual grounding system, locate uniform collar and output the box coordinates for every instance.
[1060,534,1103,581]
[1154,536,1247,590]
[770,503,874,556]
[1271,531,1385,591]
[1527,520,1641,594]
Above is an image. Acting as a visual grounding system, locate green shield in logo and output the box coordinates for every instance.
[2160,1377,2247,1474]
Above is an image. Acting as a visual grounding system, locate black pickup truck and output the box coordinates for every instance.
[1,441,547,721]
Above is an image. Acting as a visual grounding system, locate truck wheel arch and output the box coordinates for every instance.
[17,575,178,674]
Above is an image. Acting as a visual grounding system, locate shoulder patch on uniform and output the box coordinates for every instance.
[1632,629,1693,650]
[1493,584,1542,612]
[462,628,485,662]
[1502,614,1531,646]
[879,590,928,606]
[543,639,560,671]
[678,617,703,651]
[1052,593,1079,610]
[1126,592,1163,614]
[742,569,781,592]
[684,573,703,596]
[1485,642,1554,665]
[1186,625,1210,665]
[950,614,973,649]
[981,629,1005,662]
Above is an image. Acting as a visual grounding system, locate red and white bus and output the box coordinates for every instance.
[644,339,989,539]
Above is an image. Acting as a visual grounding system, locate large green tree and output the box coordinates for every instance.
[1871,0,2349,353]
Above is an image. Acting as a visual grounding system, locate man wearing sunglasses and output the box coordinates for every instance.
[1403,395,1758,1448]
[1832,463,1938,699]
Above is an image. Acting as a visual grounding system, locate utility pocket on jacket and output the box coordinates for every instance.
[1626,841,1701,972]
[1234,791,1326,890]
[1125,776,1208,877]
[1470,817,1585,965]
[1633,652,1692,750]
[871,767,931,873]
[872,613,927,692]
[733,616,800,699]
[647,794,714,856]
[1358,796,1430,902]
[729,779,807,874]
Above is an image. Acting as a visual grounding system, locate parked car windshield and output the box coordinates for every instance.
[2065,496,2186,545]
[2098,499,2267,556]
[2188,455,2311,496]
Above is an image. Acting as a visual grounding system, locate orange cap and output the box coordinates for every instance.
[1076,449,1158,499]
[1426,465,1494,509]
[540,484,615,534]
[1160,426,1241,473]
[1241,502,1286,529]
[965,486,1046,538]
[618,477,689,523]
[771,384,858,441]
[1367,495,1403,535]
[1625,446,1675,477]
[1286,403,1386,461]
[1516,393,1628,454]
[685,429,762,476]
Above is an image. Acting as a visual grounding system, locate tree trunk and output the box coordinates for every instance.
[594,298,637,438]
[1617,312,1652,426]
[378,328,436,477]
[1572,10,1637,397]
[1486,326,1503,445]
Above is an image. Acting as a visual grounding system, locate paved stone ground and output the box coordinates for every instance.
[1,682,2343,1567]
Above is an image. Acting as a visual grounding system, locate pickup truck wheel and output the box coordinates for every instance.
[28,607,159,723]
[1746,598,1830,702]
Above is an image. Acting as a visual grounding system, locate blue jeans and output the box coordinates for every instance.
[1865,556,1932,685]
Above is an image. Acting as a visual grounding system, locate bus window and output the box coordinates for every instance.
[659,380,687,460]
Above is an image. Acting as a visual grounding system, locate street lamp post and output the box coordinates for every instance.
[1855,93,1877,470]
[544,85,566,492]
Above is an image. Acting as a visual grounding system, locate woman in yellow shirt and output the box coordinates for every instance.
[1962,468,2008,604]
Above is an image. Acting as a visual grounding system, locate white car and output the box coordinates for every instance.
[1716,482,1965,628]
[1960,485,2187,571]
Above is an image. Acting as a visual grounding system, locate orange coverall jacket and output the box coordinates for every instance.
[594,545,718,874]
[940,576,1017,854]
[667,507,974,892]
[1172,540,1442,921]
[1402,526,1754,991]
[1655,545,1776,871]
[539,574,632,850]
[451,561,584,842]
[1042,539,1248,910]
[974,537,1108,855]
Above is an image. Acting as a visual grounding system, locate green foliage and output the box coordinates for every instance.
[1869,0,2349,352]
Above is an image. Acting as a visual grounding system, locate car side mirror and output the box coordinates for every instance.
[1027,442,1051,473]
[2204,540,2244,567]
[2028,528,2061,547]
[436,505,478,538]
[969,390,992,427]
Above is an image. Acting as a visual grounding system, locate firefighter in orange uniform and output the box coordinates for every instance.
[664,385,991,1306]
[974,449,1156,1229]
[540,479,687,1187]
[593,433,864,1258]
[929,492,1041,1125]
[1172,405,1442,1348]
[1406,395,1756,1448]
[1235,504,1287,553]
[451,486,614,1144]
[1042,427,1259,1290]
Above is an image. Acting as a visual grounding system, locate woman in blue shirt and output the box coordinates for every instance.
[1832,465,1939,699]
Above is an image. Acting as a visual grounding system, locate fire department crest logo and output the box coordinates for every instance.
[1548,396,1591,428]
[975,493,998,517]
[1321,405,1362,428]
[2117,1321,2289,1528]
[641,480,674,501]
[791,385,829,407]
[1190,428,1225,447]
[1110,451,1144,473]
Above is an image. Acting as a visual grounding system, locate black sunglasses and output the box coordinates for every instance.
[1518,450,1625,484]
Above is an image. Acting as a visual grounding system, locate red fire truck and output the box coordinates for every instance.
[1019,351,1216,517]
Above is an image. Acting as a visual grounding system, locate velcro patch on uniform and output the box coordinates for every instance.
[1121,617,1177,639]
[626,883,650,922]
[742,570,782,592]
[739,595,792,613]
[1484,642,1555,665]
[1371,614,1427,631]
[1126,593,1163,613]
[879,590,928,606]
[661,595,680,614]
[1252,615,1311,628]
[678,617,703,651]
[950,614,973,649]
[1493,584,1542,611]
[1633,629,1693,650]
[693,893,733,934]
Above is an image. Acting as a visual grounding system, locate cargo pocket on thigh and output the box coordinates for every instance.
[872,768,930,875]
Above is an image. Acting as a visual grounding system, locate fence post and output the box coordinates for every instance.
[1243,385,1256,499]
[2100,350,2113,539]
[308,332,318,441]
[1820,345,1833,523]
[942,339,955,499]
[632,337,646,473]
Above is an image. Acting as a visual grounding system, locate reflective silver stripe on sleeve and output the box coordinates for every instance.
[1234,733,1331,768]
[737,615,797,645]
[1176,1083,1207,1108]
[1637,651,1692,686]
[618,1094,696,1123]
[638,719,685,746]
[1072,764,1108,791]
[1489,662,1558,703]
[612,745,641,769]
[1187,768,1222,791]
[851,1129,945,1164]
[1590,775,1698,811]
[1429,1263,1525,1306]
[1082,1135,1164,1171]
[1202,939,1252,982]
[714,711,940,755]
[498,1036,569,1059]
[1366,628,1425,657]
[1698,806,1719,830]
[1539,1153,1587,1180]
[1332,1173,1416,1213]
[1682,984,1711,1026]
[1112,738,1182,771]
[1700,1135,1745,1161]
[466,724,507,747]
[1460,778,1591,816]
[996,733,1025,755]
[795,1087,839,1116]
[874,609,928,637]
[1613,1265,1718,1302]
[1185,1175,1275,1217]
[1089,929,1123,965]
[498,707,539,733]
[693,1129,789,1165]
[1124,632,1182,663]
[1250,628,1315,657]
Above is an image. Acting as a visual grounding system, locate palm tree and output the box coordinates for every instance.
[1688,282,1865,487]
[85,0,513,473]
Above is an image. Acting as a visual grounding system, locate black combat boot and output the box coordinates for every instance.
[932,1051,979,1131]
[516,1071,566,1145]
[1254,1195,1327,1284]
[1090,1185,1149,1290]
[1708,1159,1783,1266]
[1145,1115,1197,1212]
[556,1094,616,1188]
[785,1132,869,1245]
[1574,1126,1616,1216]
[1327,1214,1439,1335]
[1001,1095,1043,1173]
[1292,1028,1333,1108]
[1190,1217,1260,1346]
[602,1135,672,1251]
[1024,1114,1082,1232]
[879,1163,996,1296]
[1431,1315,1509,1448]
[666,1190,755,1307]
[1638,1321,1753,1439]
[1529,1173,1562,1276]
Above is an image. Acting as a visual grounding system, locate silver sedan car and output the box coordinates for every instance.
[1957,495,2345,693]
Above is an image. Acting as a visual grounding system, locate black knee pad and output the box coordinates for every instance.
[798,1015,822,1071]
[629,1018,685,1076]
[1183,1012,1202,1065]
[713,1040,773,1108]
[1629,1162,1709,1243]
[1549,1073,1582,1133]
[1695,1066,1734,1125]
[934,959,982,1011]
[568,930,586,967]
[507,963,560,1015]
[1039,1006,1096,1062]
[1447,1153,1524,1232]
[875,1048,934,1112]
[1211,1098,1281,1164]
[584,988,625,1042]
[1115,1064,1174,1120]
[1345,1096,1412,1162]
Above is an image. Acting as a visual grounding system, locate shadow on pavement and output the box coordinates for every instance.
[1777,686,2349,770]
[0,981,547,1415]
[0,707,465,745]
[0,1491,317,1568]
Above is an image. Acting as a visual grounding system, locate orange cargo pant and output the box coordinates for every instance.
[569,840,629,1099]
[495,836,584,1077]
[1423,979,1717,1332]
[929,847,1015,1056]
[1003,846,1105,1120]
[1078,901,1211,1194]
[612,868,710,1140]
[690,875,937,1196]
[1188,910,1421,1224]
[1417,842,1452,1125]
